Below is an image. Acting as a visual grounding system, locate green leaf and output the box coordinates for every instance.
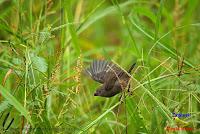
[77,101,121,134]
[0,101,10,113]
[133,7,157,24]
[77,1,136,34]
[126,97,148,133]
[65,0,80,56]
[32,56,48,73]
[38,31,51,44]
[151,107,160,134]
[0,85,33,126]
[128,17,194,68]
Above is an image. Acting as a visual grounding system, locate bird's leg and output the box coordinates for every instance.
[127,83,133,95]
[119,94,123,103]
[119,90,127,104]
[128,84,130,92]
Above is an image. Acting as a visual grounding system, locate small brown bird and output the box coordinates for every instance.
[85,60,136,97]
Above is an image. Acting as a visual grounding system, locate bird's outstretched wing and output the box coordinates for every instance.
[85,60,122,84]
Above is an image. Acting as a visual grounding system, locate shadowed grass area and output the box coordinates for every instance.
[0,0,200,133]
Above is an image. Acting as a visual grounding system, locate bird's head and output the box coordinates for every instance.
[94,84,121,97]
[94,86,107,97]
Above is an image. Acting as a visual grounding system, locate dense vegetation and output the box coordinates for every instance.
[0,0,199,133]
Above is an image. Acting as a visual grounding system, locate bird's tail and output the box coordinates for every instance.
[128,62,136,73]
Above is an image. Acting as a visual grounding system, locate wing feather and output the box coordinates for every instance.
[85,60,122,84]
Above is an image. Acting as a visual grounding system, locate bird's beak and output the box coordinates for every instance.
[94,92,98,96]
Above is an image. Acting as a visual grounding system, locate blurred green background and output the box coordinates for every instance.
[0,0,200,133]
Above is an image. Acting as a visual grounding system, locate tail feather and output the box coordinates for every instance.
[128,63,136,73]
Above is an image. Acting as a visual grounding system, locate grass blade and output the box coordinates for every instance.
[77,101,121,134]
[0,85,33,126]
